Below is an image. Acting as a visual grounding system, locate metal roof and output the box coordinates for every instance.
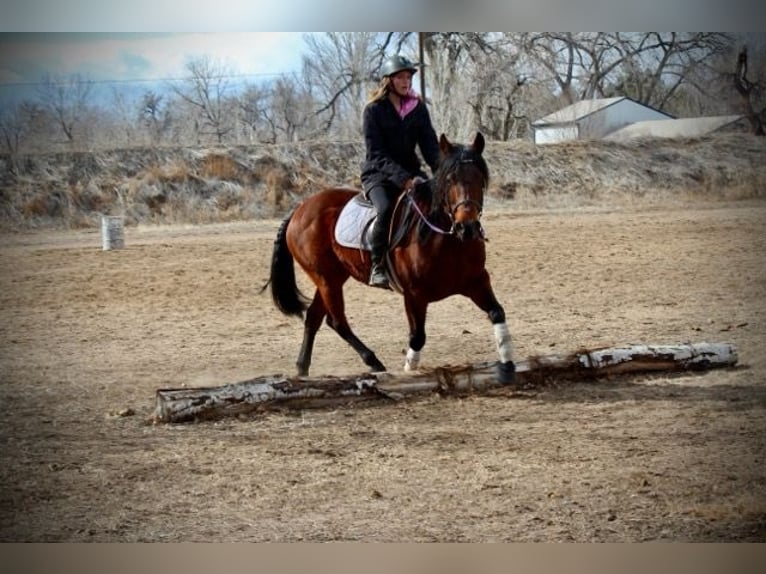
[532,97,626,126]
[532,96,673,126]
[604,115,746,140]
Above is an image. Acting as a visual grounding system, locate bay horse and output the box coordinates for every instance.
[263,131,515,383]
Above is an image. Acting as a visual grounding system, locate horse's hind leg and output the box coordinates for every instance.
[320,284,386,373]
[296,291,327,376]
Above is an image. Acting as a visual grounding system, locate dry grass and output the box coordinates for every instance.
[0,134,764,230]
[487,135,766,211]
[200,154,242,180]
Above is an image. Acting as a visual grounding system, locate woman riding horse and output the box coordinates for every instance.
[264,128,516,385]
[362,54,440,289]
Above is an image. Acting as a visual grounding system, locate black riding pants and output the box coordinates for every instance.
[366,183,399,262]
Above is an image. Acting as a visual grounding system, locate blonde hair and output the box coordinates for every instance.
[367,77,391,103]
[367,76,424,104]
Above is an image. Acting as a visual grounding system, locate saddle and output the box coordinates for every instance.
[334,183,430,251]
[334,193,378,250]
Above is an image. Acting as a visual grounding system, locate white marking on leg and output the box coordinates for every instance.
[404,348,421,371]
[493,322,514,363]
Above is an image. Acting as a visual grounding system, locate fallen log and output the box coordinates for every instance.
[153,342,738,423]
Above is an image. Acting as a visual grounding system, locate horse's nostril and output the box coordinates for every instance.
[457,221,483,241]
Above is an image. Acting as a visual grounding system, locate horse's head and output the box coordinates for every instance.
[435,132,488,241]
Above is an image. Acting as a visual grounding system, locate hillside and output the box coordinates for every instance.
[1,134,765,229]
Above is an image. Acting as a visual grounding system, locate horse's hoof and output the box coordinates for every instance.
[368,358,387,373]
[496,361,516,384]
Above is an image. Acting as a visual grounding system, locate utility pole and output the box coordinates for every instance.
[418,32,427,101]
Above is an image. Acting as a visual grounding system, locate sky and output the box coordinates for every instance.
[0,32,310,107]
[0,0,399,92]
[3,0,758,36]
[0,0,760,104]
[1,0,376,32]
[0,33,307,85]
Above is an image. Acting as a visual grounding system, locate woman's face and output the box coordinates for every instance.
[389,70,413,97]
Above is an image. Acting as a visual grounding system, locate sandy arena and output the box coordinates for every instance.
[1,202,765,541]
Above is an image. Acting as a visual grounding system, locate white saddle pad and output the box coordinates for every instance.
[335,196,376,250]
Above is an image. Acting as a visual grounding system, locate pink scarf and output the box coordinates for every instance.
[398,89,419,119]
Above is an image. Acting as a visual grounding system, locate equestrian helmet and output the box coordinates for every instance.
[380,55,418,78]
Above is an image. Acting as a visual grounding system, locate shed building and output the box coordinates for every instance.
[532,96,674,144]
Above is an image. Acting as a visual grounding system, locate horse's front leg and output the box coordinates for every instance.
[466,273,516,384]
[403,296,428,371]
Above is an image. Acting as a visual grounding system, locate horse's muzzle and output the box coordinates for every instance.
[454,220,483,241]
[451,199,484,240]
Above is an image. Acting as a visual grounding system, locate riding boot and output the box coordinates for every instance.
[368,216,390,289]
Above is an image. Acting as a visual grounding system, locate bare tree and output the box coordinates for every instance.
[608,33,731,110]
[523,32,581,105]
[0,102,28,154]
[463,34,531,140]
[419,32,483,137]
[107,87,138,147]
[237,83,271,143]
[263,75,317,143]
[139,90,173,145]
[35,73,94,144]
[303,32,408,138]
[420,33,533,140]
[734,44,765,135]
[169,56,236,144]
[524,33,731,110]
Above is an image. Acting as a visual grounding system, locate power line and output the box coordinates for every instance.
[0,70,294,89]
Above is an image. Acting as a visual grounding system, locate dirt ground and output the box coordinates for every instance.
[1,201,765,542]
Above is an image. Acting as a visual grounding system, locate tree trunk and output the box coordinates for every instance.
[153,342,738,424]
[735,45,765,136]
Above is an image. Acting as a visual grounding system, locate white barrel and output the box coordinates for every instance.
[101,216,125,250]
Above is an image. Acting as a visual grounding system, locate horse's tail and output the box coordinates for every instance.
[260,211,311,318]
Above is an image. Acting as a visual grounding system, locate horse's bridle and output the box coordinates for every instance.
[443,156,486,231]
[407,155,487,237]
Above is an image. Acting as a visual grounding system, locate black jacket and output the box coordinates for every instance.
[361,96,440,193]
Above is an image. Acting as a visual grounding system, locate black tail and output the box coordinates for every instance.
[260,212,310,318]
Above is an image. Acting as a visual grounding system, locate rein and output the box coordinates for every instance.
[406,189,454,235]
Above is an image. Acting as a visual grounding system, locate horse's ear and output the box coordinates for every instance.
[472,131,485,155]
[439,133,453,156]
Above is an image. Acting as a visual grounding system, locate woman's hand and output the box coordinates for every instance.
[403,176,426,192]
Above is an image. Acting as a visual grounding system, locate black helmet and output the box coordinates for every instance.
[380,55,418,78]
